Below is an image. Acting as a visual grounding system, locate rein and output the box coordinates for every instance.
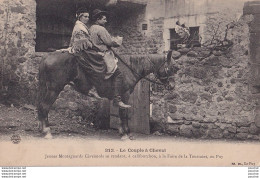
[96,34,169,85]
[97,34,168,85]
[111,48,168,86]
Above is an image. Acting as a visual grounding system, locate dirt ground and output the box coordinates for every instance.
[0,103,171,141]
[0,103,123,140]
[0,103,259,143]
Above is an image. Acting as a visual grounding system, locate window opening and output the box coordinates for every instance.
[169,26,200,50]
[35,0,76,52]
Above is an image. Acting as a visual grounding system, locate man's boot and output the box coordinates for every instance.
[113,70,131,109]
[113,96,131,109]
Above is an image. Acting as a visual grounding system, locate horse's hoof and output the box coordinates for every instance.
[44,133,53,139]
[118,127,124,135]
[128,135,135,140]
[121,135,130,140]
[38,122,43,132]
[42,127,52,139]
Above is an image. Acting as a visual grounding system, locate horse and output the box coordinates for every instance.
[37,50,178,139]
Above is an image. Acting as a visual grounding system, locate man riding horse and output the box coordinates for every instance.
[89,9,131,109]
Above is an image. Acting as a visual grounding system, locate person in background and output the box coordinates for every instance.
[181,23,190,37]
[175,20,190,47]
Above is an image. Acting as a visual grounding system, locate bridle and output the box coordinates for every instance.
[146,56,170,82]
[111,48,171,86]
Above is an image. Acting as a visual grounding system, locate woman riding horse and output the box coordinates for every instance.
[65,7,101,99]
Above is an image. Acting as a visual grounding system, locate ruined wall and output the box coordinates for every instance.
[0,0,39,104]
[141,0,260,140]
[151,12,260,140]
[162,0,247,50]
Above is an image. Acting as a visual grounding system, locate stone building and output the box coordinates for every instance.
[0,0,260,140]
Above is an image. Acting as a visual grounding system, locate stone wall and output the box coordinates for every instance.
[108,7,165,55]
[244,1,260,128]
[0,0,38,104]
[151,14,260,140]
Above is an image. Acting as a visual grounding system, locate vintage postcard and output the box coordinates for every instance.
[0,0,260,167]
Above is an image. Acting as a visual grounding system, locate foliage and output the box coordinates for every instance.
[202,8,243,51]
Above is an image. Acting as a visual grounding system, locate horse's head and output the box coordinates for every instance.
[154,51,180,89]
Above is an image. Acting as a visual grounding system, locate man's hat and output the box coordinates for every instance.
[92,9,107,19]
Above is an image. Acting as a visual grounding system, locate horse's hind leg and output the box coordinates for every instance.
[37,53,76,138]
[38,87,62,139]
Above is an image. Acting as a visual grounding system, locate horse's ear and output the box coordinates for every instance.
[167,50,182,64]
[167,50,180,75]
[166,50,173,64]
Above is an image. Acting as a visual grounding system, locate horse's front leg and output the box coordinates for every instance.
[119,92,134,140]
[38,113,52,139]
[119,108,129,140]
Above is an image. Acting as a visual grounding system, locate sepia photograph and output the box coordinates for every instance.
[0,0,260,167]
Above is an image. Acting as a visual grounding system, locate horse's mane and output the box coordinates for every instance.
[119,54,166,71]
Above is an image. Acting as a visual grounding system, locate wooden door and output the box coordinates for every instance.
[110,79,150,134]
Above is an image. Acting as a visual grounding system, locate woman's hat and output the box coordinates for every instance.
[76,7,89,16]
[92,9,107,19]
